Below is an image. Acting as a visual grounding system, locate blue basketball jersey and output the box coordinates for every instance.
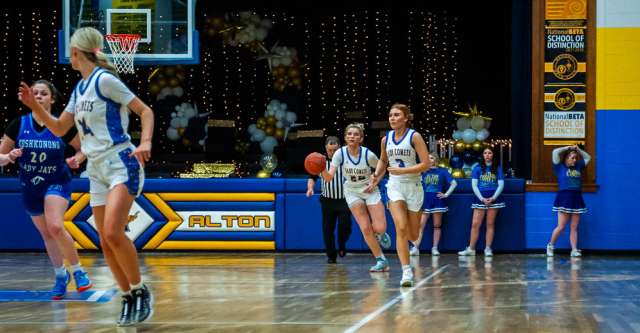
[422,167,453,193]
[16,114,71,189]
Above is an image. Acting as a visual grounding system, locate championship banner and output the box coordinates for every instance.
[543,0,587,144]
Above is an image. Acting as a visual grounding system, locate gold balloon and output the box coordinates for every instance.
[165,67,176,76]
[256,169,271,178]
[451,169,465,178]
[288,67,299,78]
[264,126,274,136]
[182,138,191,146]
[292,77,302,87]
[266,116,276,125]
[437,159,450,168]
[169,78,180,87]
[157,79,167,88]
[149,84,160,94]
[454,140,466,154]
[256,117,267,129]
[472,141,483,152]
[274,128,284,139]
[464,143,472,151]
[177,127,185,135]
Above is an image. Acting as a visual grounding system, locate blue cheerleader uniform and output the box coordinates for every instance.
[421,167,454,213]
[471,164,505,209]
[552,160,587,214]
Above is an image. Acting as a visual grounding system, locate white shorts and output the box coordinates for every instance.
[344,187,381,207]
[386,180,424,212]
[86,145,145,207]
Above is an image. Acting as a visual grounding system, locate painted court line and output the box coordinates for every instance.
[344,264,449,333]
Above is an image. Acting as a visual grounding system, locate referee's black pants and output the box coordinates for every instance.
[320,196,352,259]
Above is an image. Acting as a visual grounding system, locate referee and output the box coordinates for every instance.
[306,136,352,264]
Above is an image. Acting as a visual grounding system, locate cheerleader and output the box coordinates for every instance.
[458,147,504,257]
[410,153,457,256]
[546,145,590,257]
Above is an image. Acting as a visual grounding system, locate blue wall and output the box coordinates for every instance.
[0,177,526,252]
[526,110,640,250]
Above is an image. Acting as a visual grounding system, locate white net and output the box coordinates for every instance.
[105,34,141,74]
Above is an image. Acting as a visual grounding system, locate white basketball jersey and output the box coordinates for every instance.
[331,146,378,189]
[64,67,135,159]
[386,129,420,183]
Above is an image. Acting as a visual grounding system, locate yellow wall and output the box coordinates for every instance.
[596,0,640,110]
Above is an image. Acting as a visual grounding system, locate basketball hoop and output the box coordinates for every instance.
[105,34,141,74]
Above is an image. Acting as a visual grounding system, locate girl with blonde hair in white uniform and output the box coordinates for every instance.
[371,104,430,287]
[321,123,392,272]
[18,27,154,326]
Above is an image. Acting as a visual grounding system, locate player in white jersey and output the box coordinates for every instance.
[371,104,430,287]
[321,124,392,272]
[18,27,154,326]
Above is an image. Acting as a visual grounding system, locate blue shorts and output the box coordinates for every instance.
[553,190,587,214]
[422,192,448,213]
[471,189,506,210]
[22,183,71,216]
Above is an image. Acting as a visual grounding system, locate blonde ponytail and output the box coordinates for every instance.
[95,51,118,75]
[70,27,118,76]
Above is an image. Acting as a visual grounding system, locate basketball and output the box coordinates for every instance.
[304,152,326,175]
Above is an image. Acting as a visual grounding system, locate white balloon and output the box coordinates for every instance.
[166,128,180,141]
[275,109,286,121]
[256,28,267,41]
[470,116,485,131]
[177,111,184,118]
[265,109,275,117]
[171,112,176,118]
[285,111,297,123]
[179,117,189,128]
[172,87,184,97]
[253,129,265,142]
[281,57,292,66]
[452,130,462,140]
[170,118,181,129]
[260,18,272,28]
[260,136,279,154]
[184,107,196,118]
[456,117,471,130]
[275,121,284,129]
[476,128,490,141]
[248,124,258,134]
[462,128,477,144]
[160,87,172,96]
[272,58,281,67]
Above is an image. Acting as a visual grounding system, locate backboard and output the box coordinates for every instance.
[60,0,199,65]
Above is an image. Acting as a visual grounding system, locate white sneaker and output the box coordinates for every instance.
[400,268,414,287]
[546,244,554,257]
[431,247,440,256]
[409,246,420,256]
[458,247,476,256]
[570,249,582,257]
[484,247,493,257]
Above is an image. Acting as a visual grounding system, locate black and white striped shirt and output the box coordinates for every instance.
[313,158,344,199]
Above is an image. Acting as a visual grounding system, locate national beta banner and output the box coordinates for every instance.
[543,0,587,143]
[544,111,585,138]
